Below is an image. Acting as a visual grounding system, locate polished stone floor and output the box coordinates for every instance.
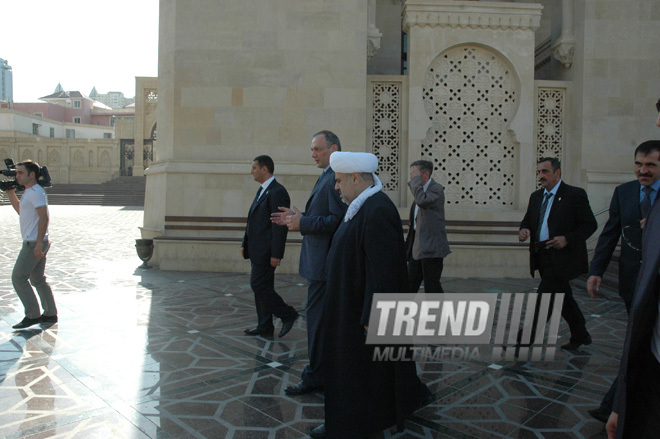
[0,206,624,438]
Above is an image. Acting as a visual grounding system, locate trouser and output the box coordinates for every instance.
[301,279,326,387]
[526,250,589,342]
[623,349,660,438]
[408,257,444,294]
[250,263,297,330]
[12,240,56,319]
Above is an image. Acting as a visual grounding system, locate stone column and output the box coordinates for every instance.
[145,0,368,271]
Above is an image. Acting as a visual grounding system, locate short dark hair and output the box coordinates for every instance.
[17,160,40,177]
[312,130,341,151]
[655,98,660,113]
[253,155,274,174]
[635,140,660,157]
[538,157,561,172]
[410,160,433,176]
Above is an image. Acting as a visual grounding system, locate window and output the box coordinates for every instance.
[50,127,55,138]
[73,100,81,108]
[32,123,39,135]
[103,133,112,139]
[73,117,81,124]
[66,129,75,138]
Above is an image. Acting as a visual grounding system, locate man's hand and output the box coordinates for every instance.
[34,241,45,259]
[270,257,281,268]
[240,247,244,258]
[587,275,602,298]
[271,207,293,226]
[606,412,618,439]
[285,206,302,231]
[641,218,647,230]
[547,236,567,249]
[409,166,421,180]
[518,228,530,242]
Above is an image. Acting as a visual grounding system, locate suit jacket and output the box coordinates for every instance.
[588,180,643,303]
[613,200,660,438]
[405,176,451,260]
[298,167,347,281]
[242,179,290,265]
[520,181,597,280]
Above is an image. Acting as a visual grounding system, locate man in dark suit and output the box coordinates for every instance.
[519,157,597,350]
[241,155,298,338]
[406,159,451,294]
[606,140,660,439]
[272,131,346,396]
[587,140,660,423]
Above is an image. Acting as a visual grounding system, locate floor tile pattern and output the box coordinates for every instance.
[0,206,623,438]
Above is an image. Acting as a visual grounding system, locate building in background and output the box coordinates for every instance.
[0,80,151,185]
[89,87,135,109]
[0,58,13,103]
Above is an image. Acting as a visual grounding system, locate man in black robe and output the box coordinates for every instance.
[309,151,431,439]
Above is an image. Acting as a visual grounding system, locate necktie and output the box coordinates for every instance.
[250,186,263,211]
[641,186,653,219]
[536,192,553,240]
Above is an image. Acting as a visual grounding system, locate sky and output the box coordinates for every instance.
[2,0,159,102]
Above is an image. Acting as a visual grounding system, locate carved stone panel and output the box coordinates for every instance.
[422,45,519,206]
[536,87,565,178]
[371,82,402,191]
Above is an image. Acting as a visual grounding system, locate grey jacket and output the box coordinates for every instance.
[405,176,451,260]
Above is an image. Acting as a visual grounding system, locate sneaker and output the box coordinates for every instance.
[12,316,42,329]
[40,314,58,324]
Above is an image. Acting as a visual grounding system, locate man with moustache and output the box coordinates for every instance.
[308,151,431,439]
[271,130,346,395]
[519,157,597,350]
[587,140,660,423]
[605,103,660,438]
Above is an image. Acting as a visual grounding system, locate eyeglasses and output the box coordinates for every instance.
[621,222,642,252]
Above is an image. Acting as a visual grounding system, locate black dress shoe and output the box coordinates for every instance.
[40,314,58,324]
[309,423,325,439]
[561,335,592,350]
[244,327,274,336]
[588,407,610,423]
[12,316,42,329]
[285,381,322,395]
[278,313,299,338]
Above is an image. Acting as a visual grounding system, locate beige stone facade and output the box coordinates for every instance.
[144,0,660,276]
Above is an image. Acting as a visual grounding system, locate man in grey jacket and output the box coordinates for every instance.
[405,160,451,294]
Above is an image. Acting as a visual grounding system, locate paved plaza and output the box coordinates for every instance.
[0,205,625,438]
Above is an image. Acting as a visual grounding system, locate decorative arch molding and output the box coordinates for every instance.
[421,44,520,206]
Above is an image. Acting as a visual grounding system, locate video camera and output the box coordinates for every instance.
[0,158,52,191]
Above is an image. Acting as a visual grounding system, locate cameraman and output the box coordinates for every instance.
[3,160,57,329]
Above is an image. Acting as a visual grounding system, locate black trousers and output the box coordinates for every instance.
[250,263,297,330]
[301,279,326,387]
[526,250,589,342]
[623,349,660,438]
[408,257,444,294]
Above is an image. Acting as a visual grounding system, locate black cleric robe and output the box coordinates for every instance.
[322,191,429,438]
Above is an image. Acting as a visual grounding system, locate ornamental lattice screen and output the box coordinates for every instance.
[370,81,403,192]
[535,85,565,188]
[421,45,519,206]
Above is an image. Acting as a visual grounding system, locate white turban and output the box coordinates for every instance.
[330,152,378,173]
